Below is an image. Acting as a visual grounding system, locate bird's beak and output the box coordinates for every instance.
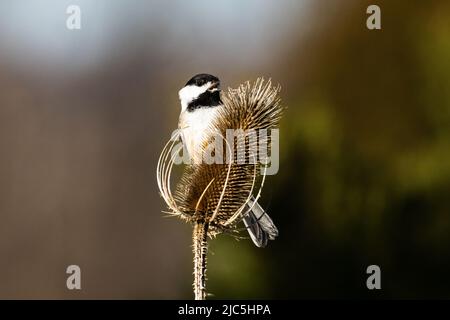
[209,81,220,90]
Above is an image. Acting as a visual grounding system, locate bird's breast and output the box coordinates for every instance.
[179,107,221,162]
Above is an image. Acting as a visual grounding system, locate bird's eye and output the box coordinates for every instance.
[196,79,205,86]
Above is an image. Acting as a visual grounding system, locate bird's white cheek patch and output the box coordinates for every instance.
[178,83,211,111]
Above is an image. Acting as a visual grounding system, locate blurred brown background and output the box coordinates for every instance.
[0,0,449,299]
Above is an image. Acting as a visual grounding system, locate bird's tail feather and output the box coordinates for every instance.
[243,197,278,248]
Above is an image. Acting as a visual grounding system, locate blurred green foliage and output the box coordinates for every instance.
[208,0,450,298]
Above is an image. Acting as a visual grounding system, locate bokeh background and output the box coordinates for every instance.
[0,0,449,299]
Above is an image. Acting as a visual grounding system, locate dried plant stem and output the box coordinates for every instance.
[192,221,209,300]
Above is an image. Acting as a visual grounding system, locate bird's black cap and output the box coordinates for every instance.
[185,74,220,87]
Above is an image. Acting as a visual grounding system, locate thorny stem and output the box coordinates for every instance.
[193,221,209,300]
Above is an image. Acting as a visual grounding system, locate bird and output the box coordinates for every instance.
[176,73,279,248]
